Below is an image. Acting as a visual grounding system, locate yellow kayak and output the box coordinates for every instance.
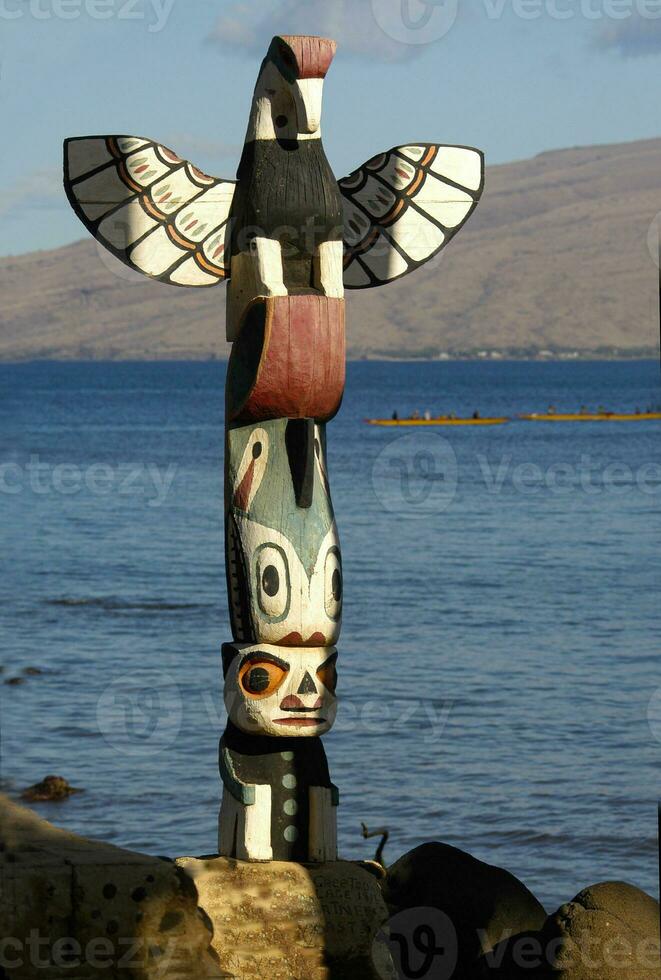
[519,412,661,422]
[366,417,510,426]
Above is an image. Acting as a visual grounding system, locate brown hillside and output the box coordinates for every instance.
[1,138,659,360]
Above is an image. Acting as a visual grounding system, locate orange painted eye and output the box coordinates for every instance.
[239,659,288,699]
[316,657,337,695]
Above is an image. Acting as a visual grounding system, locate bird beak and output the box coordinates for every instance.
[292,78,323,135]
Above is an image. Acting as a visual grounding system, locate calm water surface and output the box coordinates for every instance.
[1,360,659,911]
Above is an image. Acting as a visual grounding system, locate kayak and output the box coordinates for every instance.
[366,412,661,426]
[519,413,661,422]
[366,417,510,426]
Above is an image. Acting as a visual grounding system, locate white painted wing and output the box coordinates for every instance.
[339,144,484,289]
[64,136,236,286]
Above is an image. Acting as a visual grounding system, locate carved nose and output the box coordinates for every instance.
[297,671,317,696]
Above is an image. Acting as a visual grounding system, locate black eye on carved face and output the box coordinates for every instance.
[256,545,290,619]
[244,666,270,693]
[324,548,342,621]
[275,114,289,129]
[252,441,262,460]
[262,564,279,597]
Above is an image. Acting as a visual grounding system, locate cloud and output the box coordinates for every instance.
[595,13,661,57]
[0,170,63,222]
[206,0,435,62]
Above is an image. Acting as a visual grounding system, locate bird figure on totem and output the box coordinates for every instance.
[63,33,484,378]
[64,34,484,863]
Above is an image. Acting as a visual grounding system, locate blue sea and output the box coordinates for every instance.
[1,359,659,912]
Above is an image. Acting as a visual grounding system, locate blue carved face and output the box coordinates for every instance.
[226,419,342,646]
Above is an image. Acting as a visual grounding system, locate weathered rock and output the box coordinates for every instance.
[177,854,394,980]
[20,775,81,802]
[536,881,661,979]
[0,795,221,979]
[382,842,547,978]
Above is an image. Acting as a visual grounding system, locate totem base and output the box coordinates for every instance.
[177,855,393,979]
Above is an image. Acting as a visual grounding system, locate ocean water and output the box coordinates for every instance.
[0,359,659,912]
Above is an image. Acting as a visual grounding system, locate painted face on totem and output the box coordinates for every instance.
[226,418,342,646]
[248,36,336,141]
[223,642,338,737]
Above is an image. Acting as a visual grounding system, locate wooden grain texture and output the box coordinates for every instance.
[275,35,337,79]
[58,33,487,868]
[226,295,345,422]
[219,718,336,862]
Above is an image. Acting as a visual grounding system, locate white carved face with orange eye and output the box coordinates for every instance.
[223,643,338,738]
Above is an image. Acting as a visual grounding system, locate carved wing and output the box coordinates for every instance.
[64,136,236,286]
[339,144,484,289]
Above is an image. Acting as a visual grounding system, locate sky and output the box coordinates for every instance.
[2,0,661,257]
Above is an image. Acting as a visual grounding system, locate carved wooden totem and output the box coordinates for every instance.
[64,33,484,863]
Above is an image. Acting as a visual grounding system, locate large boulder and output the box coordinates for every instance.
[177,855,393,979]
[0,795,221,980]
[536,881,660,979]
[381,842,547,978]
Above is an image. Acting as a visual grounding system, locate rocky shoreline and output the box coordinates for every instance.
[1,794,658,979]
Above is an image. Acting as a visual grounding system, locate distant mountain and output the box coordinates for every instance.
[1,138,660,361]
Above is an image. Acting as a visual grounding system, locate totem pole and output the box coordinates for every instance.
[64,34,484,864]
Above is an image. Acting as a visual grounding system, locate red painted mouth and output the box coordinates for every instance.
[274,717,325,727]
[279,631,327,646]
